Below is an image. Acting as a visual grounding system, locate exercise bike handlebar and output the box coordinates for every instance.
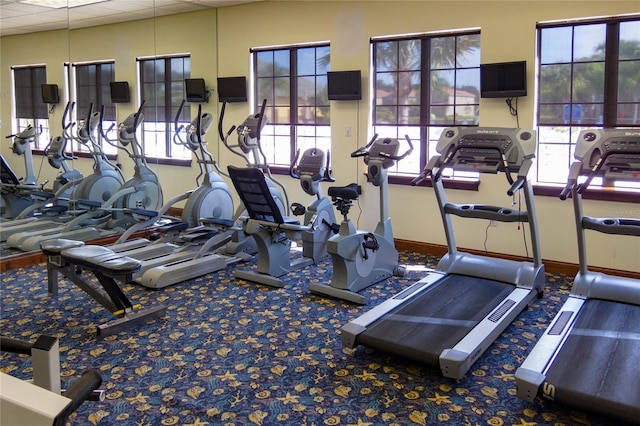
[350,133,379,158]
[381,134,414,161]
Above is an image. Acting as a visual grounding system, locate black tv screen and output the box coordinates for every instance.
[217,76,248,103]
[110,81,130,103]
[41,84,60,104]
[185,78,208,103]
[327,70,362,101]
[480,61,527,98]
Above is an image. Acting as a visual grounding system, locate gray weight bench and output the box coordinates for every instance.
[41,239,166,337]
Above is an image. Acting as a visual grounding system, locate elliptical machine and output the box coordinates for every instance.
[217,100,289,256]
[1,124,40,219]
[12,102,84,220]
[309,134,412,304]
[103,101,163,229]
[6,103,163,251]
[67,102,124,206]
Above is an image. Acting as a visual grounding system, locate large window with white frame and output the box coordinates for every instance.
[138,55,192,161]
[371,30,481,178]
[536,16,640,190]
[12,65,50,150]
[252,43,331,167]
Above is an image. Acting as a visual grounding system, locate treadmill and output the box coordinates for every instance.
[515,129,640,423]
[341,127,545,379]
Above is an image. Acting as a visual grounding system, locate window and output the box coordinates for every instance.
[372,31,481,177]
[12,65,50,150]
[71,61,116,154]
[252,44,331,167]
[139,55,192,161]
[536,17,640,189]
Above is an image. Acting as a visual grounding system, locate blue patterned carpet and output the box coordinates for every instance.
[0,250,632,426]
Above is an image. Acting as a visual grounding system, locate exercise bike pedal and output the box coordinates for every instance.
[393,265,407,277]
[362,233,379,251]
[291,202,306,216]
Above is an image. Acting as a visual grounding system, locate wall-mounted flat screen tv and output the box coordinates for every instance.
[110,81,130,103]
[41,84,60,104]
[480,61,527,98]
[327,70,362,101]
[185,78,208,103]
[217,76,248,103]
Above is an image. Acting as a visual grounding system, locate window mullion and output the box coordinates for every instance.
[420,38,431,170]
[290,48,297,162]
[164,58,172,157]
[604,22,620,127]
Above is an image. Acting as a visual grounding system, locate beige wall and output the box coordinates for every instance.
[1,1,638,272]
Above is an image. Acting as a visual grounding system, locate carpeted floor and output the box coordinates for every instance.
[0,250,633,426]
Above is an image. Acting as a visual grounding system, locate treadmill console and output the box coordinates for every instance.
[436,127,536,173]
[573,129,640,181]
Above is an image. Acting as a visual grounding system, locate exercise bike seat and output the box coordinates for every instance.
[328,183,360,201]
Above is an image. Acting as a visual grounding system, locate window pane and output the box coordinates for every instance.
[620,21,640,60]
[375,106,397,124]
[541,27,573,64]
[398,106,420,125]
[316,75,328,104]
[538,104,565,125]
[297,106,315,124]
[539,64,571,103]
[537,143,572,184]
[398,71,420,105]
[455,68,479,101]
[618,61,640,102]
[297,48,316,75]
[316,46,330,75]
[573,24,606,62]
[257,78,274,105]
[430,37,455,69]
[274,77,290,105]
[572,62,604,102]
[273,50,290,75]
[257,51,274,77]
[170,57,185,80]
[618,103,640,125]
[430,105,453,125]
[316,106,330,125]
[398,39,420,71]
[430,69,453,105]
[456,34,481,67]
[376,73,397,105]
[297,76,315,105]
[376,41,398,71]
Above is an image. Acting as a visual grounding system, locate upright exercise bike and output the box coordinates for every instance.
[289,147,337,263]
[309,135,412,304]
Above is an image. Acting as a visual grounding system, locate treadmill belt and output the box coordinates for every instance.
[358,275,514,366]
[544,299,640,422]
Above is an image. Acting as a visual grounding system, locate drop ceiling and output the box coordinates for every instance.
[0,0,262,37]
